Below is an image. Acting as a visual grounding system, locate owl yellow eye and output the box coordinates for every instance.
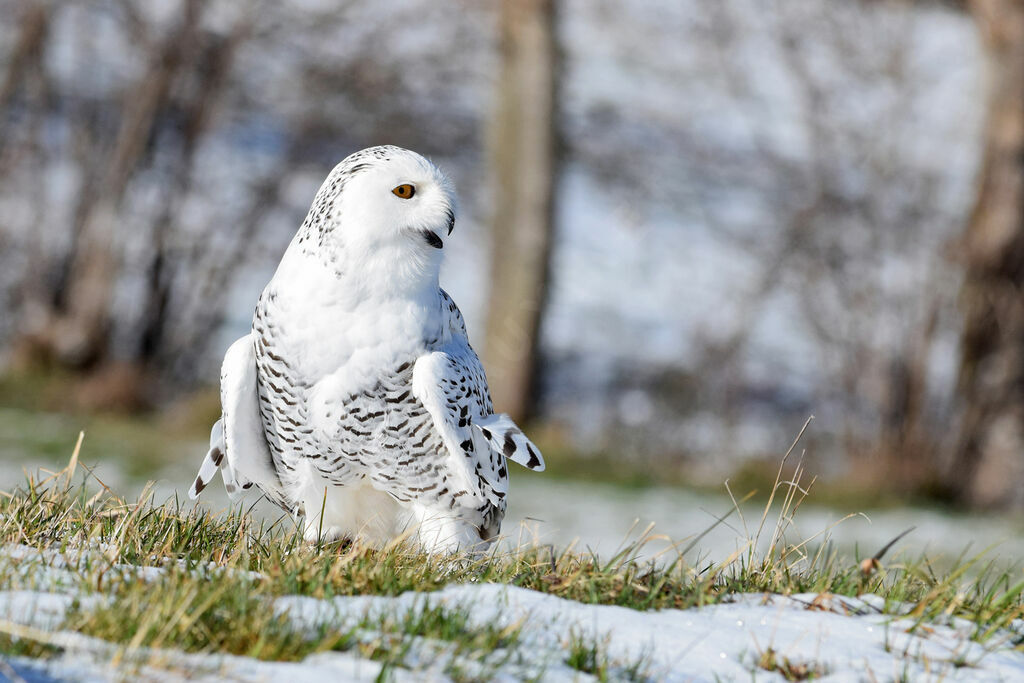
[391,184,415,199]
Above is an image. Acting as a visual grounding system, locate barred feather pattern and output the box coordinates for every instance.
[252,288,506,536]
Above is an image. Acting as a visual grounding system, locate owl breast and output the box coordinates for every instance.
[252,278,462,512]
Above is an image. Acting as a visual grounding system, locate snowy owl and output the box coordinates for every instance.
[188,145,545,553]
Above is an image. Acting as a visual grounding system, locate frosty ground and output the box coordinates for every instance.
[2,458,1024,682]
[4,566,1024,681]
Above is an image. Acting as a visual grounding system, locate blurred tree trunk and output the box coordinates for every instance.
[483,0,560,423]
[950,0,1024,508]
[0,3,48,120]
[48,0,203,370]
[138,25,248,370]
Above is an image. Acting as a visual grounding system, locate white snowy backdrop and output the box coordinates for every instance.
[0,0,1000,510]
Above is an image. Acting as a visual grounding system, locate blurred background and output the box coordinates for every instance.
[1,0,1022,560]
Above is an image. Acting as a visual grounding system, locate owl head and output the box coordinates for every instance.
[300,146,457,261]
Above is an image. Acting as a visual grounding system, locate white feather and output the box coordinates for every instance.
[219,335,286,500]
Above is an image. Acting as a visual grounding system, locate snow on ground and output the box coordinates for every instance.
[278,585,1024,681]
[2,543,1024,681]
[4,458,1023,679]
[3,573,1024,680]
[0,623,398,683]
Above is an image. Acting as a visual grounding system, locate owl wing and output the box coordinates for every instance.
[411,297,545,507]
[413,343,507,508]
[189,335,291,511]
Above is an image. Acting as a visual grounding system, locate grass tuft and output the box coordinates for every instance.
[68,569,326,662]
[756,647,827,681]
[565,630,651,682]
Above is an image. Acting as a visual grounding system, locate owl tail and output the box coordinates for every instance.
[474,413,546,472]
[188,419,224,499]
[188,419,248,500]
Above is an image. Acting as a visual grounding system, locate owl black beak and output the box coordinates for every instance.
[419,209,453,249]
[423,230,443,249]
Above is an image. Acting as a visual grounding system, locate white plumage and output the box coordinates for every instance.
[188,146,545,553]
